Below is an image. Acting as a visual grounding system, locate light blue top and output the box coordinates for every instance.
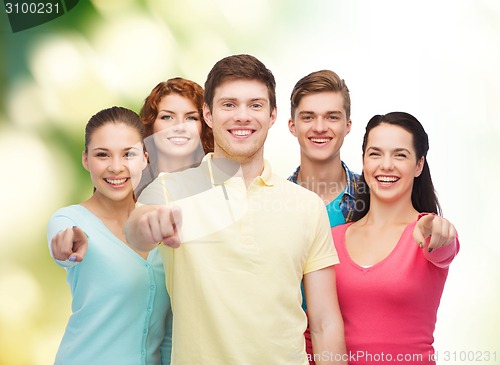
[325,190,346,227]
[47,205,172,365]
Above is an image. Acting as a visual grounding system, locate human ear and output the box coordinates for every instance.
[415,156,425,177]
[142,151,148,170]
[82,151,89,171]
[345,118,352,135]
[268,107,277,129]
[288,118,297,137]
[203,103,213,128]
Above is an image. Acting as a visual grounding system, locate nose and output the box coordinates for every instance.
[234,105,251,123]
[380,155,394,170]
[108,156,125,173]
[312,116,327,133]
[172,119,187,132]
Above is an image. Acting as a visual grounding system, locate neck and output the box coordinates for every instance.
[297,155,345,202]
[83,193,135,223]
[361,196,418,227]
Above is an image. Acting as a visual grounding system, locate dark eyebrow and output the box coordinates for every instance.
[249,98,267,103]
[394,148,412,154]
[366,146,412,154]
[91,147,109,152]
[217,97,268,104]
[298,110,342,115]
[217,97,237,103]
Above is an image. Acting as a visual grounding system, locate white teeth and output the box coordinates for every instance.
[105,178,127,185]
[377,176,399,183]
[232,129,252,136]
[169,137,189,143]
[310,138,331,143]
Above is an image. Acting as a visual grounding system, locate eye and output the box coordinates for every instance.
[250,103,263,109]
[327,115,339,121]
[368,152,381,157]
[301,115,313,122]
[222,102,235,108]
[96,152,108,158]
[186,115,200,122]
[160,115,173,121]
[125,150,138,158]
[395,153,407,158]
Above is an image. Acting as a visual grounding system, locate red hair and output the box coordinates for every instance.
[140,77,214,154]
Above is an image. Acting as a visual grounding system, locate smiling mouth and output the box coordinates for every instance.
[309,137,332,144]
[104,178,128,185]
[230,129,254,137]
[376,176,399,184]
[168,137,190,143]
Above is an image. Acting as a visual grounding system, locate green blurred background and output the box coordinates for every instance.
[1,0,499,364]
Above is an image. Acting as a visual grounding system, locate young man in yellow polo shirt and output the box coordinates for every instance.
[125,54,347,365]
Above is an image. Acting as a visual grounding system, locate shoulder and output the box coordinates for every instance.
[271,175,328,224]
[49,204,85,220]
[47,205,89,241]
[274,174,323,200]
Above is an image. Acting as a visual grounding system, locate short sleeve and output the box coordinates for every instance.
[303,196,339,274]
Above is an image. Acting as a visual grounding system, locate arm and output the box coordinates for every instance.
[303,265,347,365]
[413,213,460,268]
[124,204,182,252]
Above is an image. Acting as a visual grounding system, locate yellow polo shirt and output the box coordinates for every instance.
[138,154,339,365]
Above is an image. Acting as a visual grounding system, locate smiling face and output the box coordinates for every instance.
[83,122,147,202]
[363,123,424,204]
[289,91,351,164]
[151,93,203,161]
[203,78,276,164]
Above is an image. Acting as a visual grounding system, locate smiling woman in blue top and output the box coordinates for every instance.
[47,106,172,365]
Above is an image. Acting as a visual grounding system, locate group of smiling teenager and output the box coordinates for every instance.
[48,54,459,365]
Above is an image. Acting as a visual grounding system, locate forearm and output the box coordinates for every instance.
[305,267,347,365]
[310,322,347,365]
[424,236,460,268]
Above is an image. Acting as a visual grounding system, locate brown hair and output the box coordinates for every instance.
[85,106,145,153]
[204,54,276,114]
[140,77,214,154]
[290,70,351,120]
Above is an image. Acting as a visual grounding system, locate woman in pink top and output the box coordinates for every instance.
[331,112,459,365]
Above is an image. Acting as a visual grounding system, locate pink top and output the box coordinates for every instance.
[332,219,459,364]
